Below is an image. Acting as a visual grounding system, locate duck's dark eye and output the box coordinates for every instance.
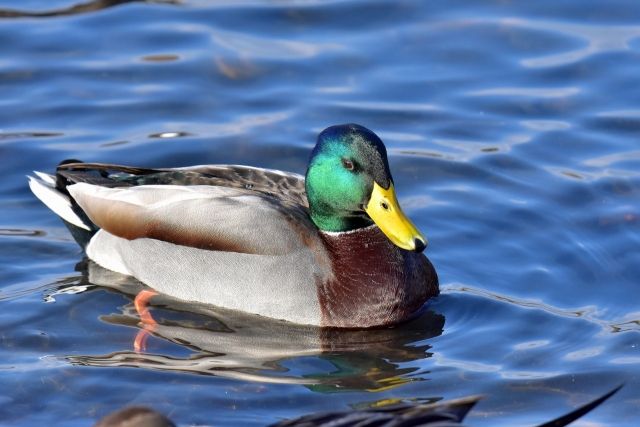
[341,158,354,171]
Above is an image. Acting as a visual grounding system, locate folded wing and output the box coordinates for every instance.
[68,183,313,256]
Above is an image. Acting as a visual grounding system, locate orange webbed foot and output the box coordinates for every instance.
[133,289,159,353]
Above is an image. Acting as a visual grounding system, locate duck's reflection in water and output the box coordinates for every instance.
[66,261,444,392]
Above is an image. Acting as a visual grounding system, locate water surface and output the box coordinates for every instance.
[1,1,639,426]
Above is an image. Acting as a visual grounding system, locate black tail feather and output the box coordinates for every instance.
[534,384,623,427]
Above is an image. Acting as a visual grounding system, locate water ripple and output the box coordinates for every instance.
[497,18,640,68]
[211,28,342,59]
[468,86,580,98]
[67,352,317,384]
[584,150,640,168]
[442,284,638,334]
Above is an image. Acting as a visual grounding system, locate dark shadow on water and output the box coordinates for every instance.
[0,0,179,19]
[62,260,445,393]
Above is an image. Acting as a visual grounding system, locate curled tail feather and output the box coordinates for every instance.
[28,172,91,231]
[28,166,98,248]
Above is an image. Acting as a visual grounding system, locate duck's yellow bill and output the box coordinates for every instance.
[365,182,427,253]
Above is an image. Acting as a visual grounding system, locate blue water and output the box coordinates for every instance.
[1,1,639,425]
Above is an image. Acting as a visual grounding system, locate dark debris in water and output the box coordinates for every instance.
[0,132,62,140]
[0,228,45,238]
[0,0,179,19]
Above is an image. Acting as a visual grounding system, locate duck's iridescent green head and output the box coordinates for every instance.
[305,124,427,253]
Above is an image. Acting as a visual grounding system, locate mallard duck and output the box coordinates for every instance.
[28,124,438,327]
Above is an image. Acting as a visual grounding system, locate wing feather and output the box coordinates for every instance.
[68,183,314,255]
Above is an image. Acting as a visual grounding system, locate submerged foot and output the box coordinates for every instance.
[133,289,158,353]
